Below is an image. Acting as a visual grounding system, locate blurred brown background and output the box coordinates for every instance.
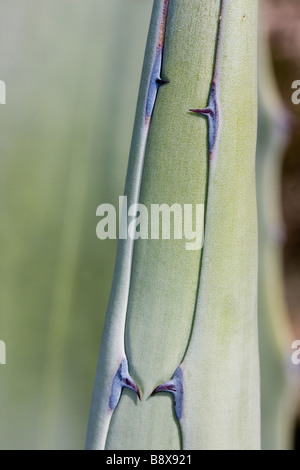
[265,0,300,449]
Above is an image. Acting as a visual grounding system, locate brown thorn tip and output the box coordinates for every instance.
[190,108,208,114]
[157,78,170,85]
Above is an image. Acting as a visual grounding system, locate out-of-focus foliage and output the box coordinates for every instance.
[0,0,151,449]
[265,0,300,446]
[265,0,300,342]
[257,11,296,449]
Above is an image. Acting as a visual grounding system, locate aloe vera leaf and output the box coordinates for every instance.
[86,0,175,449]
[177,0,260,450]
[87,0,220,450]
[87,0,260,450]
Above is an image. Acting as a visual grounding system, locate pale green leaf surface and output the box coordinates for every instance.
[88,0,261,451]
[181,0,260,450]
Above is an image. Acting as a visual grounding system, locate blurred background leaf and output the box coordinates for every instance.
[0,0,151,449]
[264,0,300,448]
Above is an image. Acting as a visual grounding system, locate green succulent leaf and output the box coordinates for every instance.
[87,0,260,450]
